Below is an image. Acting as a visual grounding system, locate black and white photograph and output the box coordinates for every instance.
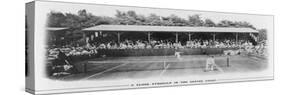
[24,0,274,94]
[45,2,271,81]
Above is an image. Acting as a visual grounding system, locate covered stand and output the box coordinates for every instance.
[83,25,258,44]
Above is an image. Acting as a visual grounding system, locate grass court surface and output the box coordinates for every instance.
[60,54,267,80]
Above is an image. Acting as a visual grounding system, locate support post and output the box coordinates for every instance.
[148,32,151,43]
[86,37,89,44]
[212,33,216,41]
[235,33,238,45]
[188,32,191,41]
[175,32,178,43]
[91,34,94,40]
[117,32,120,44]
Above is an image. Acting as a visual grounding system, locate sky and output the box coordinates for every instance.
[40,1,274,30]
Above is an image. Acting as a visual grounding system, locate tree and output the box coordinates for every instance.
[203,19,216,27]
[135,15,146,25]
[63,13,81,28]
[258,29,267,42]
[160,16,174,26]
[55,9,101,28]
[115,10,139,25]
[218,20,256,29]
[47,11,66,27]
[77,9,98,28]
[167,14,188,26]
[217,20,235,27]
[239,21,256,29]
[146,13,162,25]
[188,14,204,26]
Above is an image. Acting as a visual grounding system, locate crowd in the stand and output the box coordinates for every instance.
[47,39,266,77]
[48,45,98,59]
[47,39,259,58]
[90,39,254,50]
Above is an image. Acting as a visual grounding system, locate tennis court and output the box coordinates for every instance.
[60,54,267,80]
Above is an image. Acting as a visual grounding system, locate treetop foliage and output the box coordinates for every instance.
[47,9,267,45]
[47,9,257,30]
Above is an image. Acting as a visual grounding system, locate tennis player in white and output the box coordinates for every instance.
[205,55,217,72]
[174,51,183,60]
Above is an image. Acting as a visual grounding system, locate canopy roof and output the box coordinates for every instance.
[83,25,258,33]
[46,27,68,31]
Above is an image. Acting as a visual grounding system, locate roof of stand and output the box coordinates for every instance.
[83,25,258,33]
[46,27,68,31]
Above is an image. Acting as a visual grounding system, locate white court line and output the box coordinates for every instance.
[249,56,265,62]
[81,62,130,80]
[88,59,201,64]
[249,58,260,63]
[88,60,164,63]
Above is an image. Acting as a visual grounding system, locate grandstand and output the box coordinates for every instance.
[46,25,267,80]
[83,25,258,44]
